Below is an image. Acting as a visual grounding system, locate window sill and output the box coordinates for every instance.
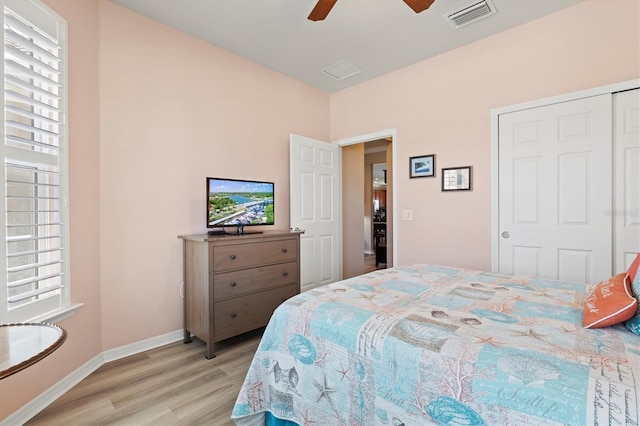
[30,303,85,324]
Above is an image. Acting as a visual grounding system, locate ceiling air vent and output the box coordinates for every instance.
[321,60,361,81]
[445,0,497,29]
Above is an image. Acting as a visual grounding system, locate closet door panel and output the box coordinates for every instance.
[498,94,612,284]
[614,89,640,273]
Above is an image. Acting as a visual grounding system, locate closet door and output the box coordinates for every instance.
[613,89,640,273]
[498,94,612,284]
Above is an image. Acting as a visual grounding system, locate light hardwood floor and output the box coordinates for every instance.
[26,329,263,426]
[27,261,384,426]
[364,253,385,274]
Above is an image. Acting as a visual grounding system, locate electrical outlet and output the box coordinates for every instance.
[402,210,413,221]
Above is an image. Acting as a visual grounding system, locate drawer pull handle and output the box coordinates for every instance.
[282,272,288,277]
[231,313,237,318]
[281,248,288,253]
[230,282,237,287]
[230,254,236,260]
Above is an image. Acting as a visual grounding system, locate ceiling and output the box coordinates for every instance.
[111,0,582,93]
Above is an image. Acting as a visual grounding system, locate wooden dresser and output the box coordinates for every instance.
[178,231,301,358]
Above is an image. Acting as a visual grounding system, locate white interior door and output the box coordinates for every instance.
[614,89,640,272]
[498,94,612,284]
[290,134,341,292]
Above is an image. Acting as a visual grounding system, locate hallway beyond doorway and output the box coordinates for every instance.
[364,253,386,274]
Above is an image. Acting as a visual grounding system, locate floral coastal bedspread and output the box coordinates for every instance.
[231,264,640,425]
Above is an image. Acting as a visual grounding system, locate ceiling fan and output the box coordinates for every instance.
[308,0,435,21]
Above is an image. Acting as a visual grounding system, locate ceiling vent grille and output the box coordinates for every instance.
[321,60,361,81]
[445,0,497,29]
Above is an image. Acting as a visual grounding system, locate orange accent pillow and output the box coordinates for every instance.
[583,273,637,329]
[628,252,640,283]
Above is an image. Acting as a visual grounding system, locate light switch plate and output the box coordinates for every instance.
[402,210,413,221]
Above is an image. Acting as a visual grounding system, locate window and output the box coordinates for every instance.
[0,0,69,323]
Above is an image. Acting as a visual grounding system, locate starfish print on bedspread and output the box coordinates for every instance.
[510,327,548,341]
[475,336,501,346]
[336,362,350,381]
[358,293,377,303]
[314,374,336,404]
[301,410,317,426]
[537,289,572,302]
[508,326,584,362]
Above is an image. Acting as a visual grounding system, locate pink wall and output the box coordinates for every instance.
[97,1,329,349]
[330,0,640,271]
[1,0,102,420]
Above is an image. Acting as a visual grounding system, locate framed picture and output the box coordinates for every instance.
[409,154,435,178]
[442,166,472,191]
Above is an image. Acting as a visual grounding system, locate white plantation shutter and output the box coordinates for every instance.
[1,0,68,323]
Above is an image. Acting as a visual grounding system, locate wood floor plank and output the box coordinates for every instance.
[26,262,381,425]
[25,398,116,426]
[26,329,262,426]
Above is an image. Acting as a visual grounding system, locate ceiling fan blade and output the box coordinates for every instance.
[402,0,435,14]
[308,0,338,21]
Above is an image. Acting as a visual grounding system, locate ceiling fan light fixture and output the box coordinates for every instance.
[445,0,497,29]
[321,60,362,81]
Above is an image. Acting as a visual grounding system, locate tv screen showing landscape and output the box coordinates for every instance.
[207,177,274,228]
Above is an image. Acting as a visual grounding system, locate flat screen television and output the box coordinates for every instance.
[206,177,274,235]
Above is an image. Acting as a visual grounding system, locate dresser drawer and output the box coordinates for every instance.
[213,261,298,300]
[214,284,298,341]
[212,238,297,272]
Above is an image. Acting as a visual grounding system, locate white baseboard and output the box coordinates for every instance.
[102,329,184,362]
[2,354,103,426]
[3,329,184,426]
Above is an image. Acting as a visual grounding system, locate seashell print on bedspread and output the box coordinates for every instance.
[231,264,640,426]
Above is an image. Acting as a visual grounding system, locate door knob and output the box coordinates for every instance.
[501,231,510,239]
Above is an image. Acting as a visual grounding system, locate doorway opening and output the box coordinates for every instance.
[367,161,387,272]
[337,129,396,279]
[360,138,391,274]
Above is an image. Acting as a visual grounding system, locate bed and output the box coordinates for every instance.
[231,264,640,425]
